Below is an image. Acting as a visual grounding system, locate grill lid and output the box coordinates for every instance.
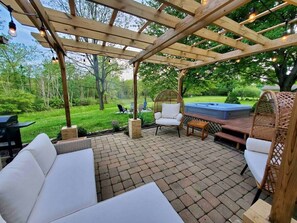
[0,115,18,125]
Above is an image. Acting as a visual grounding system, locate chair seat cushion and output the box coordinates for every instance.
[246,138,272,154]
[244,150,268,184]
[156,118,180,126]
[28,149,97,223]
[51,182,184,223]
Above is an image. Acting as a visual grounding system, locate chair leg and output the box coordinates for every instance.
[155,126,159,136]
[240,164,248,175]
[177,126,180,138]
[251,189,262,205]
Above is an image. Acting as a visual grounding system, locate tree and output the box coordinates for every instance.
[47,0,131,110]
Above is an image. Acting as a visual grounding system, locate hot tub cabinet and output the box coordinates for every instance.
[185,103,251,120]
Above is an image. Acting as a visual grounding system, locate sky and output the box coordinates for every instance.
[0,4,134,80]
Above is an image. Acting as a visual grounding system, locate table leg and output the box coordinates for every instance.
[187,124,189,136]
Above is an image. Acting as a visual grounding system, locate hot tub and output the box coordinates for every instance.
[185,102,251,120]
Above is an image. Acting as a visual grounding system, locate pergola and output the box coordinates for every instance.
[2,0,297,222]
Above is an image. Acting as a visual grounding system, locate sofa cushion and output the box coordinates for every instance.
[51,182,183,223]
[156,118,181,126]
[246,138,272,154]
[0,151,45,223]
[22,133,57,175]
[162,103,180,119]
[244,150,268,184]
[28,148,97,223]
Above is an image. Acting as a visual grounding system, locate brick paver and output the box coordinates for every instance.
[93,128,274,223]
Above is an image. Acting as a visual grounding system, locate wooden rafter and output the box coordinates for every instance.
[159,0,269,45]
[26,0,66,54]
[182,33,297,69]
[102,9,118,47]
[285,0,297,6]
[14,7,219,60]
[32,33,196,68]
[89,0,249,51]
[68,0,79,42]
[129,0,250,64]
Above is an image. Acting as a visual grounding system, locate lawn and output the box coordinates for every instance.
[19,96,257,143]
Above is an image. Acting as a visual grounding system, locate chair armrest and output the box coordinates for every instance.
[54,138,92,155]
[246,138,272,154]
[154,112,162,120]
[176,113,183,122]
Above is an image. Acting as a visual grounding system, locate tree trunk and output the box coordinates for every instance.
[93,54,104,110]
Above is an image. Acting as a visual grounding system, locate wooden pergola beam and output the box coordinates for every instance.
[32,33,194,68]
[182,33,297,69]
[102,9,118,47]
[159,0,269,45]
[89,0,249,51]
[28,0,66,54]
[285,0,297,6]
[68,0,79,42]
[129,0,249,64]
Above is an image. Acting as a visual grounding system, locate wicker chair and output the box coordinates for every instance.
[241,91,296,204]
[154,90,184,137]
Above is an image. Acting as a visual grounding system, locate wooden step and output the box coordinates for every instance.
[222,124,250,135]
[215,132,246,149]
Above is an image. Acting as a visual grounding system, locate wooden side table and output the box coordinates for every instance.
[187,120,209,140]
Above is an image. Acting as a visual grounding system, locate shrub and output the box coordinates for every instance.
[111,120,120,132]
[49,97,64,109]
[232,87,260,99]
[72,98,97,106]
[225,92,240,104]
[0,90,36,114]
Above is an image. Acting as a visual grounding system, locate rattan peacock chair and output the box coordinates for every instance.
[154,90,184,137]
[241,90,296,204]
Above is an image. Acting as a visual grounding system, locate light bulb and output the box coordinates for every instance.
[40,26,46,37]
[8,21,17,37]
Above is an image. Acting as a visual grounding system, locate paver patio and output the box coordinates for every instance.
[92,127,272,223]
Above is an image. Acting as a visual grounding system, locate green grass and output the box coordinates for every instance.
[19,96,257,143]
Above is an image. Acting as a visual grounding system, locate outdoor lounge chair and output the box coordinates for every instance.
[240,91,295,204]
[154,90,184,137]
[117,104,127,113]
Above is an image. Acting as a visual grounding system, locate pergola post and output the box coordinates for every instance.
[243,95,297,223]
[269,95,297,222]
[178,69,187,97]
[128,62,142,139]
[57,50,78,140]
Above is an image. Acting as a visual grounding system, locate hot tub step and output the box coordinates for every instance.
[214,132,246,149]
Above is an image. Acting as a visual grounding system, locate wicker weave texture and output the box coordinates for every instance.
[251,91,295,194]
[154,90,184,115]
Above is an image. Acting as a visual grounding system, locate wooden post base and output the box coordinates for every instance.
[61,125,78,140]
[243,199,297,223]
[129,119,142,139]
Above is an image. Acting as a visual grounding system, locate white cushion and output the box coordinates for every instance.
[51,182,184,223]
[246,138,272,154]
[156,118,181,126]
[28,149,97,223]
[162,103,180,119]
[0,214,6,223]
[244,150,268,184]
[22,133,57,175]
[0,151,45,223]
[154,112,162,120]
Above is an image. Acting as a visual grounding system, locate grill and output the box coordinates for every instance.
[0,115,35,161]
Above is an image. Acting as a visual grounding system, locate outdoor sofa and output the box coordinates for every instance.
[0,133,183,223]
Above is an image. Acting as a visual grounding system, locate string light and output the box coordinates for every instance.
[272,57,277,62]
[7,5,16,37]
[248,8,257,23]
[201,0,207,6]
[236,59,241,63]
[282,20,289,41]
[39,24,46,37]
